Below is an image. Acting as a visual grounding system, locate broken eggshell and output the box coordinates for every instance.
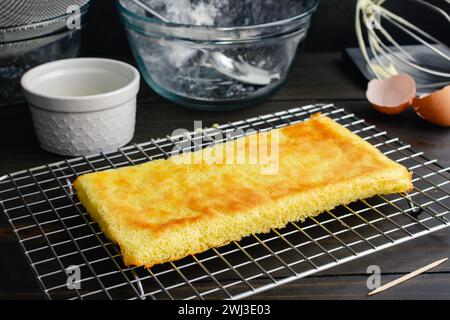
[366,74,416,115]
[413,85,450,127]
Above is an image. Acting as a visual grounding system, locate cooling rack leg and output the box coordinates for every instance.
[405,193,424,217]
[66,178,74,196]
[131,270,146,300]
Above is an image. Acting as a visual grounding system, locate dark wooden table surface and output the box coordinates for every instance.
[1,51,449,300]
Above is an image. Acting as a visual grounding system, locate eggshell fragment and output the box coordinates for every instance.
[366,74,416,115]
[413,85,450,127]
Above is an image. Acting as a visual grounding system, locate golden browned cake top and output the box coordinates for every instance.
[75,114,409,235]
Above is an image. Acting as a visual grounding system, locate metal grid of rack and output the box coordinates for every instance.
[0,103,449,300]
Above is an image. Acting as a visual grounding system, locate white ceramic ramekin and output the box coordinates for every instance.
[21,58,140,156]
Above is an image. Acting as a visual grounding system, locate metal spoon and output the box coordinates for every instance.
[132,0,280,86]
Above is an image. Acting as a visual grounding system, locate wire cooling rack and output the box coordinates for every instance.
[1,103,449,300]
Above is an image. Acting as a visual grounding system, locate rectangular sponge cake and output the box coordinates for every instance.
[74,114,412,267]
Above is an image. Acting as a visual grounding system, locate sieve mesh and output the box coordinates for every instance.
[0,0,90,42]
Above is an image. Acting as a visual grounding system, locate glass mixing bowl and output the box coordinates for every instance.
[118,0,319,110]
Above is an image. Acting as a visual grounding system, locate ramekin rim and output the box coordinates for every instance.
[21,57,140,104]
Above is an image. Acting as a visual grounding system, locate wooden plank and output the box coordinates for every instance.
[270,52,366,101]
[2,273,449,300]
[246,273,450,300]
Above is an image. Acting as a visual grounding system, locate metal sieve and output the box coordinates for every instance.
[0,0,90,43]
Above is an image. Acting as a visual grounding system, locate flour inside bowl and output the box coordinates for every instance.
[146,0,220,26]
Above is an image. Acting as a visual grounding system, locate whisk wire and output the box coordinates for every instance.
[379,5,450,61]
[411,0,450,22]
[356,0,450,87]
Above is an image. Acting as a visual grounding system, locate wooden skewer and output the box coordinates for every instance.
[368,258,448,296]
